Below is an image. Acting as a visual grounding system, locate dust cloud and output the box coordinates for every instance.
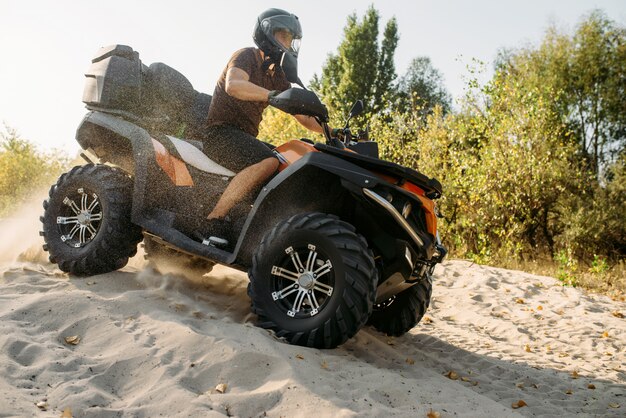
[0,190,50,264]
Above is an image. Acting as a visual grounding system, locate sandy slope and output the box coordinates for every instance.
[0,214,624,417]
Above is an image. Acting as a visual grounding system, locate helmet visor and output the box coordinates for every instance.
[291,37,301,54]
[273,29,301,54]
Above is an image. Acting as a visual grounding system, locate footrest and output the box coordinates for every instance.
[202,236,229,248]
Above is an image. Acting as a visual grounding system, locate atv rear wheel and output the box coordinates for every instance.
[368,277,432,337]
[143,236,215,277]
[41,164,143,275]
[248,213,377,349]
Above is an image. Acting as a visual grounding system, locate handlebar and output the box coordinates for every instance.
[319,122,369,149]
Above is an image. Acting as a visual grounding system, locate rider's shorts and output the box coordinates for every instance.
[201,124,276,173]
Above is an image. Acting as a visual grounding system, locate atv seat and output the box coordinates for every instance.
[144,63,212,138]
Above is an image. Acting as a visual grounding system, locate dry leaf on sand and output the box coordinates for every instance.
[608,403,620,409]
[511,400,527,409]
[601,331,609,338]
[406,358,415,365]
[611,311,624,318]
[444,370,459,380]
[427,409,441,418]
[61,408,73,418]
[516,298,525,304]
[321,361,329,370]
[571,371,579,379]
[565,389,573,395]
[295,354,304,360]
[524,344,532,353]
[588,384,596,389]
[64,336,80,345]
[215,383,227,394]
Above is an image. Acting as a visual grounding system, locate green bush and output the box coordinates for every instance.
[0,126,70,216]
[257,107,322,146]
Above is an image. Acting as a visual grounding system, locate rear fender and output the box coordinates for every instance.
[75,111,157,226]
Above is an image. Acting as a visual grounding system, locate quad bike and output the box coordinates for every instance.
[40,45,447,348]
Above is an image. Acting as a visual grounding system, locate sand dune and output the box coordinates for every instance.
[0,212,624,417]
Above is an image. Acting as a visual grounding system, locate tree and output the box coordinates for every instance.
[397,56,452,117]
[311,6,398,124]
[568,11,626,175]
[496,10,626,178]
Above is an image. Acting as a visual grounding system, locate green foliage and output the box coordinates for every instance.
[590,254,610,274]
[397,56,452,117]
[311,5,398,125]
[555,249,579,287]
[497,10,626,178]
[0,126,69,216]
[558,155,626,260]
[257,107,322,146]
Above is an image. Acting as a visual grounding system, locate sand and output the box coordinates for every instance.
[0,209,624,417]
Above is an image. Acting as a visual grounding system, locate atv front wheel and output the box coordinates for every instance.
[368,277,432,337]
[41,164,143,275]
[248,213,377,349]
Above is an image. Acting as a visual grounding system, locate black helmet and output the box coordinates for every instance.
[253,8,302,61]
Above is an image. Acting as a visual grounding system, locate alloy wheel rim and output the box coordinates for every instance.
[56,187,102,248]
[270,244,335,318]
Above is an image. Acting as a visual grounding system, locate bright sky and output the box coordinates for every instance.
[1,0,624,154]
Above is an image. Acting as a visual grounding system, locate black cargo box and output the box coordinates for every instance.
[82,45,146,112]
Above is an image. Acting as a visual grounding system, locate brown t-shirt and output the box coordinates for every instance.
[206,47,291,137]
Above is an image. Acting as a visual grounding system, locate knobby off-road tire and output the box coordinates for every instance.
[368,276,432,337]
[41,164,143,276]
[143,236,215,277]
[248,212,377,349]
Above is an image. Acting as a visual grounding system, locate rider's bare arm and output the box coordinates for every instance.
[294,114,324,134]
[225,67,272,101]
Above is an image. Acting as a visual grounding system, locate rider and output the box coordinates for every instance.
[197,8,323,244]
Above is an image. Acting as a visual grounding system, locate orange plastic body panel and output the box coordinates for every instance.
[414,193,437,236]
[151,138,194,186]
[401,181,426,197]
[275,140,318,171]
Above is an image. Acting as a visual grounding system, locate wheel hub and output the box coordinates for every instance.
[77,211,91,225]
[298,272,315,289]
[270,244,335,318]
[56,188,102,248]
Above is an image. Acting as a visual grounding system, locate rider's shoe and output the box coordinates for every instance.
[192,218,232,248]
